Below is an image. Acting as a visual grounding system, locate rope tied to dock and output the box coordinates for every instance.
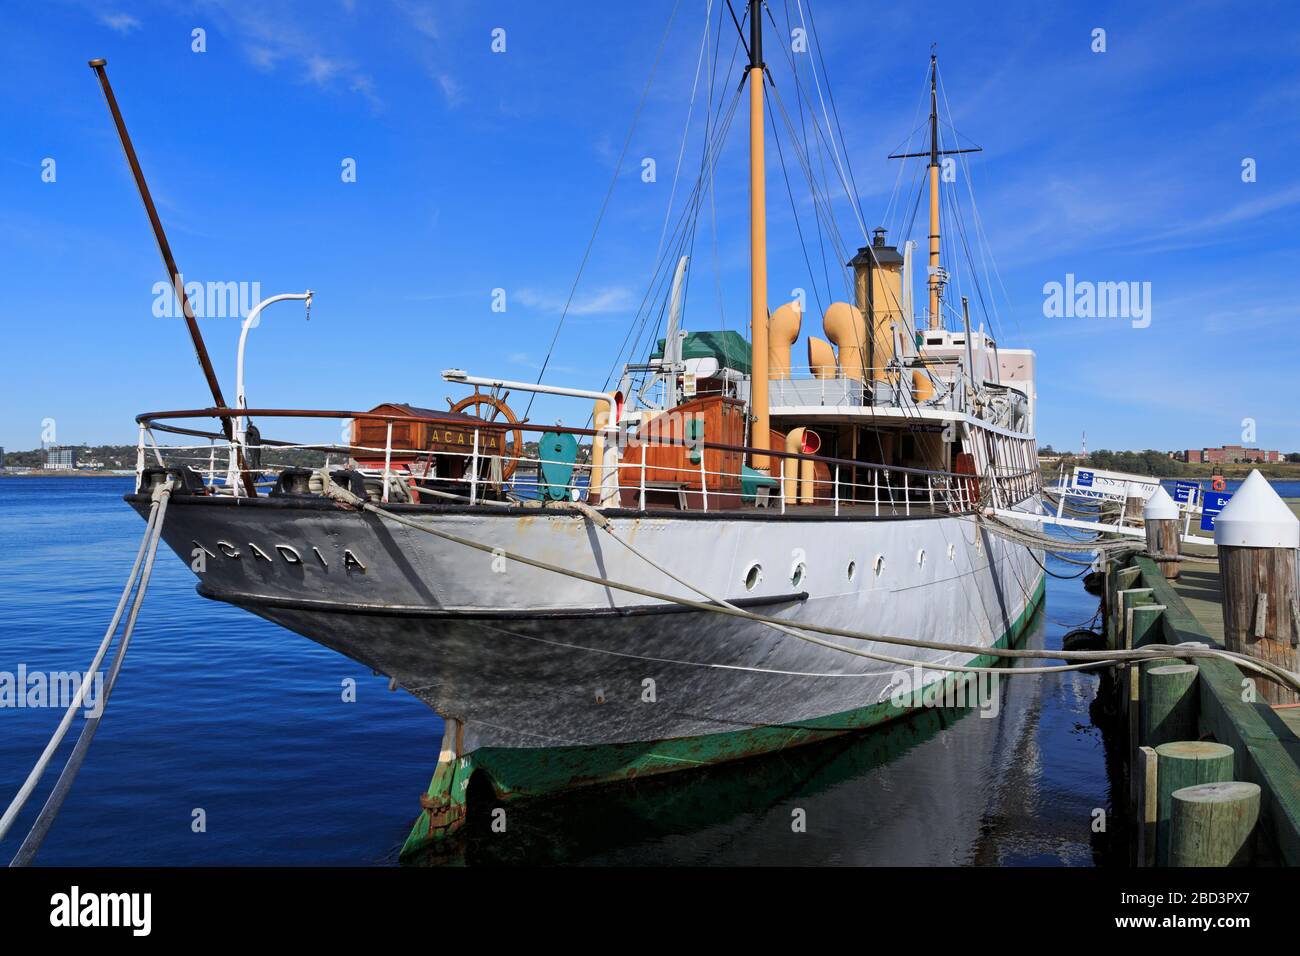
[315,472,1300,694]
[0,478,175,866]
[1143,551,1219,565]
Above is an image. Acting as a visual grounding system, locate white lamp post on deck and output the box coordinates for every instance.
[226,291,314,492]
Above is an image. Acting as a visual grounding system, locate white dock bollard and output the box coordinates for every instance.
[1144,486,1181,580]
[1214,470,1300,706]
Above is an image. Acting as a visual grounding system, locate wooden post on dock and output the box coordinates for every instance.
[1140,663,1198,748]
[1169,781,1260,866]
[1125,482,1146,528]
[1136,745,1159,866]
[1213,470,1300,706]
[1153,741,1234,866]
[1143,487,1181,580]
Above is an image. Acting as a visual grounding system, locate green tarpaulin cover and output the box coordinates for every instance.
[651,330,751,376]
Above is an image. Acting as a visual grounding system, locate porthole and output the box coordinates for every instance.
[873,554,885,577]
[917,549,927,568]
[790,561,807,589]
[846,560,857,582]
[947,543,956,561]
[744,563,762,591]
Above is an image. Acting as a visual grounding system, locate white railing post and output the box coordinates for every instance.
[468,427,479,506]
[873,469,880,516]
[834,466,840,517]
[698,452,708,512]
[904,472,910,516]
[639,452,647,511]
[381,421,394,503]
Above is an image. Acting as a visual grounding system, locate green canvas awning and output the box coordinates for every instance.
[651,330,751,375]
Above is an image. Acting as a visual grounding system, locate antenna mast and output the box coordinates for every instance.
[888,51,981,331]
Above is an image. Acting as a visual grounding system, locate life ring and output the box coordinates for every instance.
[1211,476,1226,492]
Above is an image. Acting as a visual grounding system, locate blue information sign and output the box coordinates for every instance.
[1173,481,1200,504]
[1076,470,1094,487]
[1200,491,1233,533]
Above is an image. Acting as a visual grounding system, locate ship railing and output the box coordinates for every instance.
[134,408,1041,517]
[766,365,958,412]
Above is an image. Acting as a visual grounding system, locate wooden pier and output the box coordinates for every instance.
[1103,495,1300,866]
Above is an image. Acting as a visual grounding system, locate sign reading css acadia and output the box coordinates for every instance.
[50,886,151,936]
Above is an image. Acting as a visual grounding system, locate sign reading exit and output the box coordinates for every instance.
[1200,491,1233,532]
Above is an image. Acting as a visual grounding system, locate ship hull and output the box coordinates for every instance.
[129,492,1046,852]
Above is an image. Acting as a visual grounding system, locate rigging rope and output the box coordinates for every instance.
[526,0,684,419]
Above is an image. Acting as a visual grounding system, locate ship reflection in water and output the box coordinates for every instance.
[411,591,1118,867]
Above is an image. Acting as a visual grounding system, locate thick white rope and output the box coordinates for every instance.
[8,481,175,866]
[0,482,169,845]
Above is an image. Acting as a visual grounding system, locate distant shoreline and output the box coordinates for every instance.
[0,471,134,478]
[1040,460,1300,481]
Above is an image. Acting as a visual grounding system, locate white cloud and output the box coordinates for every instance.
[515,286,635,316]
[394,0,439,41]
[197,1,382,109]
[305,55,343,85]
[436,73,462,106]
[99,12,140,34]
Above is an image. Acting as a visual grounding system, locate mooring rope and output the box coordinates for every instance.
[971,512,1137,555]
[316,474,1300,693]
[2,479,174,865]
[1145,550,1219,565]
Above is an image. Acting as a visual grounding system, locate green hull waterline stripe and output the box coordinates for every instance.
[401,572,1046,859]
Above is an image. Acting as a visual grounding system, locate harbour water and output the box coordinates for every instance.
[7,476,1276,865]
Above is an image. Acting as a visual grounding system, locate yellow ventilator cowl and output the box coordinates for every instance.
[823,302,866,382]
[808,336,837,379]
[768,300,802,380]
[912,368,934,402]
[783,427,821,505]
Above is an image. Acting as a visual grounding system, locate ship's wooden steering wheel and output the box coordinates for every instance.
[448,391,525,481]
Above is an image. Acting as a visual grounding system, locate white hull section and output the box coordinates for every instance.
[143,495,1045,749]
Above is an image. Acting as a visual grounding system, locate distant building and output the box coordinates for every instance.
[0,446,5,469]
[44,447,77,470]
[1180,445,1279,464]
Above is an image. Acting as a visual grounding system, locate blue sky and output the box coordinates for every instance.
[2,0,1298,455]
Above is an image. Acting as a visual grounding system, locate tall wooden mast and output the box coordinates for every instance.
[747,0,770,470]
[888,51,981,331]
[926,54,941,329]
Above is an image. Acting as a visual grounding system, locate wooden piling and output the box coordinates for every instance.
[1169,781,1260,866]
[1213,470,1300,706]
[1153,741,1235,866]
[1140,664,1198,748]
[1125,495,1145,528]
[1143,487,1181,580]
[1136,745,1159,867]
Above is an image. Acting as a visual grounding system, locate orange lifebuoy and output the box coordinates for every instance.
[1211,476,1226,492]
